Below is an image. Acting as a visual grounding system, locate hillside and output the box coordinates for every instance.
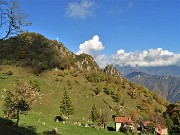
[126,72,180,103]
[115,65,180,77]
[0,33,168,134]
[0,32,100,73]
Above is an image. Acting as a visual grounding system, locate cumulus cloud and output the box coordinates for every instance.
[76,35,104,56]
[76,35,107,68]
[66,0,95,19]
[95,54,109,68]
[76,36,180,68]
[111,48,180,67]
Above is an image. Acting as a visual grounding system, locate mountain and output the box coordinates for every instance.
[0,32,100,73]
[0,32,168,134]
[126,72,180,103]
[115,65,180,77]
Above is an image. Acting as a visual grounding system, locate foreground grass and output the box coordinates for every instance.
[18,113,124,135]
[0,116,125,135]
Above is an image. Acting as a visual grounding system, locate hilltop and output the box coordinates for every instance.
[0,32,100,73]
[0,33,168,134]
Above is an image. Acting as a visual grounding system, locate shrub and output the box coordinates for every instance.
[33,64,42,74]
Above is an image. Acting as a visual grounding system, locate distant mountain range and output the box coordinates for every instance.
[115,65,180,77]
[126,72,180,103]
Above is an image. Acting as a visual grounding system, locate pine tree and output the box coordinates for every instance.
[164,113,174,132]
[59,90,74,117]
[90,103,100,124]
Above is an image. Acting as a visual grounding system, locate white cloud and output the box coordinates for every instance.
[76,36,180,68]
[66,0,95,19]
[76,35,104,56]
[111,48,180,67]
[76,35,107,68]
[95,54,109,68]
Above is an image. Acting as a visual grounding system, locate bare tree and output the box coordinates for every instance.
[0,0,31,40]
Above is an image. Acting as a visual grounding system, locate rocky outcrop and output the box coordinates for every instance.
[104,64,123,79]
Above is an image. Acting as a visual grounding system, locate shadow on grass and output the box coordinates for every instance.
[0,117,37,135]
[107,126,115,131]
[40,131,62,135]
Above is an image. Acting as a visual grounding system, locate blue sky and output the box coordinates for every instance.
[17,0,180,67]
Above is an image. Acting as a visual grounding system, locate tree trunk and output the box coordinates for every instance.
[16,104,20,126]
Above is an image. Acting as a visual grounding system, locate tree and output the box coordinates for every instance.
[2,80,39,125]
[0,0,31,40]
[164,113,174,133]
[146,122,155,134]
[130,109,140,125]
[98,112,108,129]
[163,103,180,132]
[89,103,100,124]
[2,91,16,118]
[59,89,74,117]
[149,112,166,129]
[64,62,71,70]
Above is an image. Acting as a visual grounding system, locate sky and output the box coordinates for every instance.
[16,0,180,68]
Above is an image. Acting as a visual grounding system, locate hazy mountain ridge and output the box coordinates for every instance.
[126,72,180,103]
[115,65,180,77]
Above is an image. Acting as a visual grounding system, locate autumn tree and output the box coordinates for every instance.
[64,62,71,70]
[59,90,74,117]
[130,109,141,125]
[0,0,31,40]
[3,91,16,118]
[149,112,166,127]
[3,80,39,125]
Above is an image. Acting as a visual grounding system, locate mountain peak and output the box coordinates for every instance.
[104,64,122,78]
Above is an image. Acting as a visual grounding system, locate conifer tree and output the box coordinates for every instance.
[89,103,100,124]
[164,113,174,132]
[59,89,74,117]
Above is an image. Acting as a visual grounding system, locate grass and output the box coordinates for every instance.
[0,65,125,134]
[0,112,125,135]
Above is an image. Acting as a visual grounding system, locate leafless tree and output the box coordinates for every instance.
[0,0,31,40]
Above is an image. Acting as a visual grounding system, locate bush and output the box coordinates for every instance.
[33,64,42,74]
[103,88,111,95]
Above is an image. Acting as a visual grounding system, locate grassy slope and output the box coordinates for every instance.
[0,64,167,134]
[0,65,126,134]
